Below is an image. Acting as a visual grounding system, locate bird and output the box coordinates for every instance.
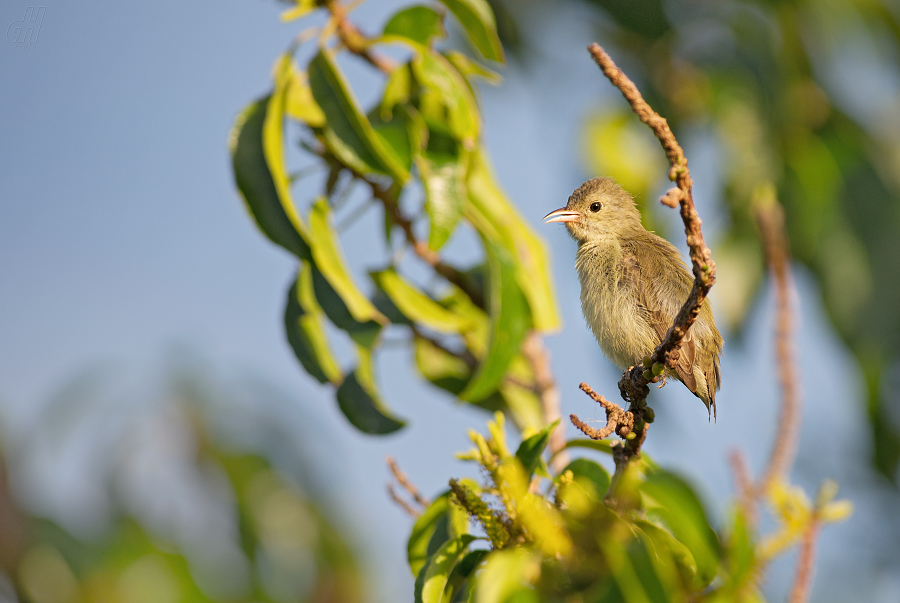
[544,177,722,417]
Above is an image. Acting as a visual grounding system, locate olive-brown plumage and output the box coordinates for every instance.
[544,177,723,416]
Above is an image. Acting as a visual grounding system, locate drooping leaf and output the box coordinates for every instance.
[445,50,502,85]
[308,199,386,328]
[412,50,481,146]
[472,548,540,603]
[336,346,405,434]
[642,469,721,587]
[419,131,469,250]
[437,0,505,62]
[466,150,560,332]
[444,549,488,601]
[383,5,446,47]
[515,419,559,478]
[414,335,472,395]
[284,264,342,384]
[372,270,475,333]
[286,69,325,127]
[409,493,454,576]
[308,50,409,180]
[280,0,317,22]
[459,237,531,402]
[562,458,611,500]
[419,535,478,603]
[380,62,413,119]
[311,264,383,348]
[230,91,310,258]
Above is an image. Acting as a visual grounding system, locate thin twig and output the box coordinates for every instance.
[570,383,635,442]
[326,0,396,73]
[387,456,430,509]
[387,484,421,517]
[522,333,569,472]
[787,517,821,603]
[756,193,800,494]
[728,450,758,527]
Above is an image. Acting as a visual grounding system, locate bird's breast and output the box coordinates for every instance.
[575,243,657,369]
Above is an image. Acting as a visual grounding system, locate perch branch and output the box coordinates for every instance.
[569,43,716,465]
[326,0,396,74]
[756,196,800,495]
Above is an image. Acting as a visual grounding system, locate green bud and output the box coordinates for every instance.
[644,407,656,423]
[643,356,653,368]
[652,362,665,376]
[633,420,645,432]
[625,431,637,440]
[642,369,653,381]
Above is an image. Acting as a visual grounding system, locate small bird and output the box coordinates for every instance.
[544,177,723,416]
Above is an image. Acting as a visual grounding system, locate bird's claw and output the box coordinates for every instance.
[656,374,668,388]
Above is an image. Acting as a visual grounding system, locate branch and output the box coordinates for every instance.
[755,192,800,494]
[387,456,430,510]
[326,0,396,74]
[570,383,636,442]
[522,333,569,472]
[568,43,717,464]
[787,517,821,603]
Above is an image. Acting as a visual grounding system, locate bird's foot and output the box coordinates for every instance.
[656,374,668,388]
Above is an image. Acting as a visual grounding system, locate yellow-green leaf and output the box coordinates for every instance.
[419,535,477,603]
[437,0,504,63]
[383,5,445,47]
[466,150,560,332]
[280,0,317,22]
[308,199,386,327]
[412,50,480,147]
[284,263,342,385]
[308,50,409,181]
[336,346,406,434]
[459,237,530,402]
[419,132,469,251]
[372,270,475,333]
[286,70,325,127]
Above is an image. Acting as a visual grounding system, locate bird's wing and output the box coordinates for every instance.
[622,235,698,393]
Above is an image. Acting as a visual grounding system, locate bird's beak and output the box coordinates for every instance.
[543,208,581,224]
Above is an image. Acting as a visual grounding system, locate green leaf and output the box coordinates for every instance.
[472,548,540,603]
[445,549,488,602]
[515,419,559,477]
[459,237,531,402]
[466,150,560,332]
[420,535,477,603]
[409,493,451,576]
[280,0,317,22]
[383,6,445,47]
[724,508,755,590]
[437,0,505,62]
[562,458,611,500]
[230,92,310,258]
[559,438,614,456]
[372,270,476,333]
[308,50,409,180]
[308,199,387,328]
[412,50,480,146]
[285,69,325,127]
[380,63,413,119]
[371,112,414,174]
[415,335,472,395]
[635,519,698,589]
[445,50,501,85]
[284,263,342,384]
[419,131,469,251]
[336,346,406,434]
[642,469,721,587]
[311,264,383,348]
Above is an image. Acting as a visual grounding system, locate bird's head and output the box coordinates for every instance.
[543,177,642,243]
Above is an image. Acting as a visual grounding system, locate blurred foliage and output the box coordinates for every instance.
[488,0,900,478]
[0,367,367,603]
[405,413,850,603]
[233,0,560,436]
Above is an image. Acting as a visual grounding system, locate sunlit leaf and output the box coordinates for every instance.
[414,335,471,395]
[372,270,476,333]
[409,493,457,576]
[311,264,383,348]
[472,548,540,603]
[284,264,342,384]
[515,419,559,478]
[280,0,317,22]
[412,50,480,146]
[459,237,531,402]
[445,50,502,85]
[308,199,386,328]
[383,5,446,47]
[559,438,614,456]
[230,91,310,258]
[563,458,611,500]
[308,50,409,180]
[466,150,560,332]
[336,346,406,434]
[286,69,325,127]
[380,63,413,119]
[419,131,469,250]
[437,0,505,63]
[419,535,477,603]
[642,469,721,587]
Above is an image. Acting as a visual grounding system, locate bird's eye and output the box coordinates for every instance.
[590,202,602,212]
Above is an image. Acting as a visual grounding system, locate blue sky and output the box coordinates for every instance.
[2,1,898,601]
